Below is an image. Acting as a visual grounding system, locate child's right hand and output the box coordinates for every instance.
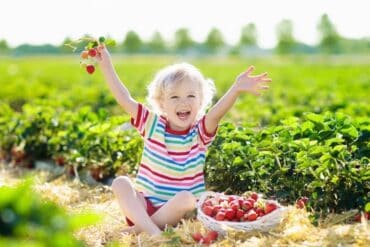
[95,45,112,66]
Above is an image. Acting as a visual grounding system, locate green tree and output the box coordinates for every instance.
[174,28,194,52]
[0,39,10,54]
[275,19,296,54]
[123,31,142,53]
[204,28,225,52]
[239,23,257,46]
[147,31,166,53]
[317,14,341,53]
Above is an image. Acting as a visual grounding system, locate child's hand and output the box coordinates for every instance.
[95,44,112,66]
[234,66,272,96]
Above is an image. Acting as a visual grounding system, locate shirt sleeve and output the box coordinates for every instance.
[197,115,218,147]
[130,103,156,139]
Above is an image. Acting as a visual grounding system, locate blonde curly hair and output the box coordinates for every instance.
[146,63,216,120]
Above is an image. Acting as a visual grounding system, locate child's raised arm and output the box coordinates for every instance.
[96,45,138,118]
[204,66,272,133]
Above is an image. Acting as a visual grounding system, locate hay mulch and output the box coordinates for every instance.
[0,165,369,247]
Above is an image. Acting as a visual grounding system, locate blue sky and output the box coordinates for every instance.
[2,0,369,48]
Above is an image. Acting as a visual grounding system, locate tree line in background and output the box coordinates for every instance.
[1,14,369,56]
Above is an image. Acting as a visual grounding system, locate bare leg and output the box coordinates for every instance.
[150,190,197,229]
[111,176,161,235]
[121,190,197,235]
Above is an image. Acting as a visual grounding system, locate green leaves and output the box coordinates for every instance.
[206,112,369,213]
[0,179,99,246]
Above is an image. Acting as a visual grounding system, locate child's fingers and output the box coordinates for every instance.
[259,85,269,90]
[245,66,255,75]
[261,78,272,83]
[255,72,268,79]
[97,44,105,52]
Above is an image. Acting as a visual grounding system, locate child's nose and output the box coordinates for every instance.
[179,98,190,105]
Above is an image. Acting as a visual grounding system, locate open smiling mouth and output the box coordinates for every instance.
[177,111,191,120]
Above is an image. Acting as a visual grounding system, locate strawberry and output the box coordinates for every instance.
[228,196,237,203]
[250,192,258,201]
[246,210,258,221]
[212,205,222,215]
[215,211,225,221]
[296,197,308,209]
[203,205,214,216]
[230,201,239,211]
[238,198,244,207]
[236,208,244,220]
[206,230,218,241]
[86,65,95,74]
[255,207,265,217]
[225,208,236,220]
[242,200,253,211]
[192,232,203,242]
[265,202,278,214]
[81,50,89,59]
[88,48,97,57]
[247,198,256,205]
[202,236,212,245]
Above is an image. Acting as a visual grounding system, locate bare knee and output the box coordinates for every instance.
[111,176,133,193]
[175,191,197,211]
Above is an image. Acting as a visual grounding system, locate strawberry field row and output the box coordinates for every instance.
[1,102,368,213]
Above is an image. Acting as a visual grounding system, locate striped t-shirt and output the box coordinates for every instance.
[130,103,217,207]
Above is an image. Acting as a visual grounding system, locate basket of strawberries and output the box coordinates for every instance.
[197,191,286,234]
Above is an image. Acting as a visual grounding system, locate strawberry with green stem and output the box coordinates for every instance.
[65,36,116,74]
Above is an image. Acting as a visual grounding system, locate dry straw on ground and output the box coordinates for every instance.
[0,165,369,246]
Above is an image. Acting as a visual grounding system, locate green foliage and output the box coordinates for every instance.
[0,39,10,54]
[147,32,167,53]
[174,28,195,52]
[318,14,341,53]
[206,112,369,213]
[0,101,142,180]
[239,23,257,47]
[276,19,296,54]
[0,56,369,214]
[123,31,143,53]
[204,28,225,52]
[0,179,99,246]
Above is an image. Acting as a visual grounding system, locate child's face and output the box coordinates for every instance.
[160,80,202,131]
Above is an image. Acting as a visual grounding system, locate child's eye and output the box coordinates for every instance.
[170,96,179,99]
[188,95,195,98]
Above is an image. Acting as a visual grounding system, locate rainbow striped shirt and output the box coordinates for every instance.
[130,103,217,207]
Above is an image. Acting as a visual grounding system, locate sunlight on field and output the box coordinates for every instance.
[1,55,369,246]
[0,165,369,246]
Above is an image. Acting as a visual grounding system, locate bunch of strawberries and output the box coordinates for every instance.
[79,36,106,75]
[80,47,99,74]
[201,192,279,222]
[65,36,115,75]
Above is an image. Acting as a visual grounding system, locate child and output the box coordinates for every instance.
[96,45,271,235]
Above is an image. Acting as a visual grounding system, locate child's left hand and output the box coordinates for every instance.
[234,66,272,96]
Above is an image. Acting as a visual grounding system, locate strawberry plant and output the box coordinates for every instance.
[0,179,99,246]
[206,112,369,213]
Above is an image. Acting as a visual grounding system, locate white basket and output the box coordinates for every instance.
[197,191,286,235]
